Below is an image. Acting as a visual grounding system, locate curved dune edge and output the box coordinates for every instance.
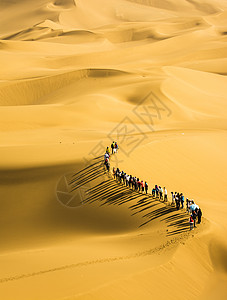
[0,0,227,299]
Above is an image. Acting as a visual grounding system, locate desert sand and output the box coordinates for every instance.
[0,0,227,299]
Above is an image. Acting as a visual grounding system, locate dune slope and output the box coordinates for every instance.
[0,0,227,299]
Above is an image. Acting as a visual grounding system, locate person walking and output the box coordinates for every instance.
[189,215,194,230]
[106,147,110,155]
[114,142,118,153]
[155,185,159,198]
[164,187,167,202]
[152,187,156,197]
[171,192,175,206]
[192,210,197,228]
[197,208,202,224]
[113,167,116,179]
[137,178,141,192]
[159,186,163,200]
[111,141,115,154]
[180,193,184,208]
[141,180,145,193]
[145,181,148,194]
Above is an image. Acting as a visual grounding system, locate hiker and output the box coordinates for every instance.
[152,187,156,197]
[189,215,194,230]
[186,198,190,213]
[126,174,130,187]
[192,210,197,228]
[113,167,116,179]
[171,192,175,206]
[180,193,184,209]
[197,208,202,224]
[114,142,119,153]
[159,186,163,200]
[145,181,148,194]
[141,180,145,193]
[106,162,110,172]
[106,147,110,155]
[135,179,138,191]
[155,185,159,198]
[164,187,167,202]
[104,152,109,161]
[175,193,180,210]
[137,178,141,192]
[111,141,115,154]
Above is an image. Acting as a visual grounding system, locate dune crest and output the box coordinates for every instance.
[0,0,227,299]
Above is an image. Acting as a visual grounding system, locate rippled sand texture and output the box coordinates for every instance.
[0,1,227,299]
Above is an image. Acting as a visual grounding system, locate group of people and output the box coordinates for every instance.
[170,191,185,209]
[152,185,168,202]
[113,167,149,194]
[104,141,119,172]
[188,200,202,230]
[103,143,203,230]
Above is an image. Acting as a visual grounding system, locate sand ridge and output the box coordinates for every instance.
[0,0,227,299]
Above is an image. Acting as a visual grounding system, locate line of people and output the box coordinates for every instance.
[113,167,149,194]
[104,141,119,172]
[103,143,202,230]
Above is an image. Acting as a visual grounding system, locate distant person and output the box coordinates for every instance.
[189,215,194,230]
[106,147,110,155]
[155,185,159,198]
[175,193,180,210]
[192,210,197,228]
[137,178,141,192]
[171,192,175,206]
[145,181,148,194]
[141,180,145,193]
[114,142,119,153]
[159,186,163,200]
[180,193,184,209]
[113,167,116,179]
[197,208,202,224]
[164,187,167,202]
[152,187,156,197]
[111,141,115,154]
[186,198,190,213]
[104,152,109,160]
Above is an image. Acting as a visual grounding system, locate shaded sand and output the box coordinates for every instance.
[0,0,227,299]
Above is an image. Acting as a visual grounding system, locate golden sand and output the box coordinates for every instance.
[0,1,227,299]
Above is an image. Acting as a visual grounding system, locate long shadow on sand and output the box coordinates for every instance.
[67,156,190,236]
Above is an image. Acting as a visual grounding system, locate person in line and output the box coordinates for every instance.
[104,156,109,171]
[171,192,175,206]
[180,193,184,209]
[113,167,116,179]
[137,178,141,192]
[189,214,194,230]
[175,193,180,210]
[111,141,115,154]
[155,185,159,198]
[186,198,190,213]
[192,210,197,228]
[159,186,163,200]
[141,180,145,193]
[152,187,156,197]
[164,187,167,202]
[114,142,119,153]
[145,181,148,194]
[104,152,109,161]
[106,147,110,155]
[197,208,202,224]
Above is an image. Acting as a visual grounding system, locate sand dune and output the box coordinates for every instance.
[0,0,227,299]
